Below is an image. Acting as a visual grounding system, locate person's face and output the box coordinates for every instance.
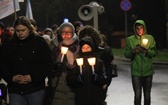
[15,25,30,40]
[136,25,144,36]
[61,27,73,40]
[81,44,92,53]
[0,28,4,35]
[7,27,15,35]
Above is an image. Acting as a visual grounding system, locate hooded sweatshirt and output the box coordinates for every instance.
[124,20,157,76]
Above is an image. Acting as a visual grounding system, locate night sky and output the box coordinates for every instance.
[1,0,167,48]
[96,0,167,48]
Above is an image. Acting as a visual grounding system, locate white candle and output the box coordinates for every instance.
[87,57,96,74]
[76,58,83,66]
[76,58,83,74]
[142,38,148,46]
[61,47,68,62]
[61,47,68,54]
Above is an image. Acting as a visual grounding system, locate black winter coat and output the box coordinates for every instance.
[67,55,107,105]
[0,34,53,95]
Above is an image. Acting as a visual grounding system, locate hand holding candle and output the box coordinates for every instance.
[61,47,68,62]
[76,58,83,74]
[87,57,96,74]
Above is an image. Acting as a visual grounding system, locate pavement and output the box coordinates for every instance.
[106,56,168,105]
[113,56,168,65]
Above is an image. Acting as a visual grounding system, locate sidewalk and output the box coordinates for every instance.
[114,56,168,65]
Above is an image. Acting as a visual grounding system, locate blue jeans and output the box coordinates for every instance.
[9,89,45,105]
[132,75,153,105]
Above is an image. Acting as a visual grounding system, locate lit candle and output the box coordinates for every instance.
[142,38,148,47]
[87,57,96,74]
[61,47,68,62]
[76,58,83,74]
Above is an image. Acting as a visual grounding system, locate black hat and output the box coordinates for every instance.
[79,36,95,53]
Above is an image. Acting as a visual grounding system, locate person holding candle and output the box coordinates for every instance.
[124,20,157,105]
[48,22,79,105]
[78,26,114,105]
[67,36,107,105]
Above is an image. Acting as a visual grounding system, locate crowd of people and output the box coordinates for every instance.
[0,16,157,105]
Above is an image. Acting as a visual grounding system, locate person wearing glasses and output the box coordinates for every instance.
[47,22,79,105]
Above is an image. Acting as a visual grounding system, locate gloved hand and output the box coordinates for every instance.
[140,46,148,54]
[77,74,84,82]
[132,44,141,54]
[91,74,98,82]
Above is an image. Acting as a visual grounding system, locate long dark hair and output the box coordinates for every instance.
[13,16,37,36]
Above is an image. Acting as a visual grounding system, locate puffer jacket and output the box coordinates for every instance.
[124,20,157,76]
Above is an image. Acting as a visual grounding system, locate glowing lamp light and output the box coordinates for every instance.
[64,18,69,23]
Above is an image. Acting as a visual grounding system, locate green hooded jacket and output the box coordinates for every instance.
[124,20,157,76]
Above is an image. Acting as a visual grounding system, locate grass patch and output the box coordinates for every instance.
[112,48,168,62]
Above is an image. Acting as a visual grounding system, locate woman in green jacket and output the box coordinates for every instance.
[124,20,157,105]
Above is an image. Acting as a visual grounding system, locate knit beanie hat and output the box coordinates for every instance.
[59,22,75,35]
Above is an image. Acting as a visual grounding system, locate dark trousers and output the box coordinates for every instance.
[9,89,45,105]
[132,75,153,105]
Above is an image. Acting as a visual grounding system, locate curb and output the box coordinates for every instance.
[114,56,168,65]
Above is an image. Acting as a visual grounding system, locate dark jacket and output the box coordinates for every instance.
[67,55,107,105]
[67,37,107,105]
[0,34,52,95]
[97,45,114,86]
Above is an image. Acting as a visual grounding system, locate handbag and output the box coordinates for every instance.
[111,64,118,78]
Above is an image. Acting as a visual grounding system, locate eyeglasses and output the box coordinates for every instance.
[61,31,72,35]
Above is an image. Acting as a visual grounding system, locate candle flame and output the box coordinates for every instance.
[61,47,68,54]
[142,38,148,46]
[87,57,96,66]
[76,58,83,66]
